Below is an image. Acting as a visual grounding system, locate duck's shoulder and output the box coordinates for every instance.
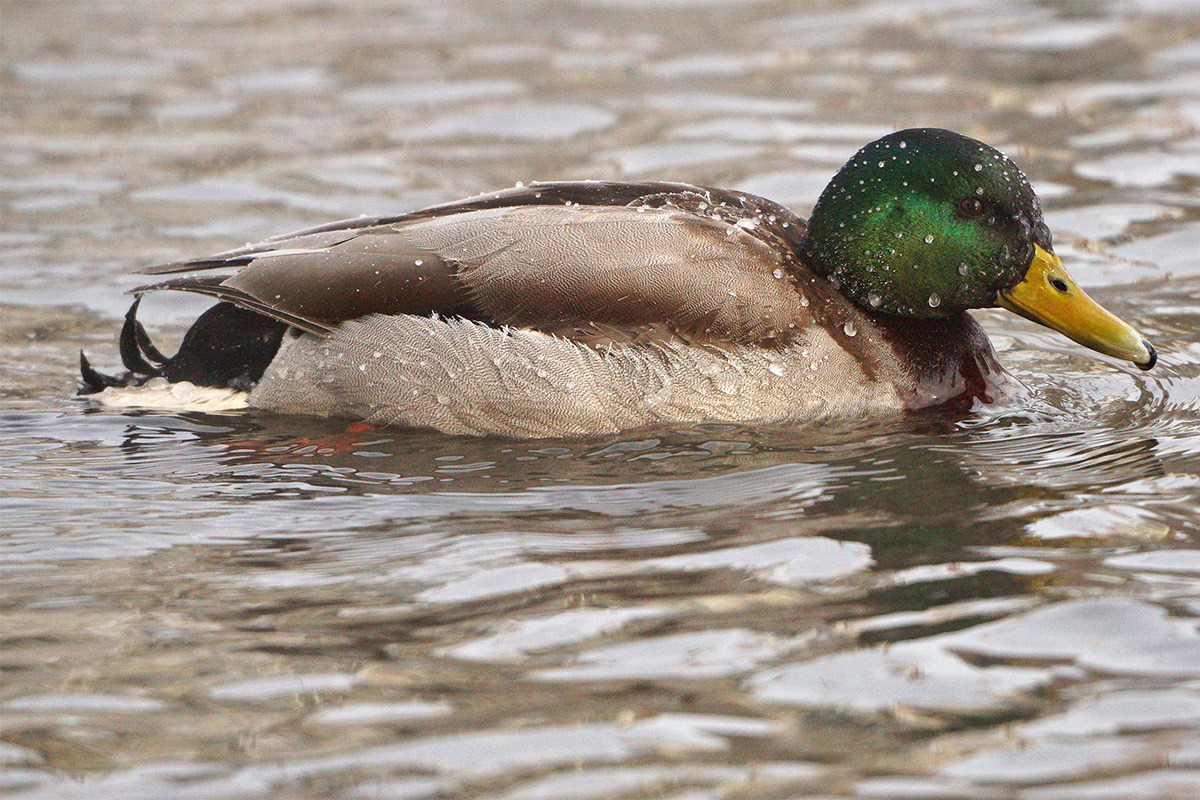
[401,183,815,345]
[410,181,816,346]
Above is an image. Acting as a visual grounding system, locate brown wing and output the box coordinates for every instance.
[135,181,810,344]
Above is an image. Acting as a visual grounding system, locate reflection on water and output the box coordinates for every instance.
[4,0,1200,797]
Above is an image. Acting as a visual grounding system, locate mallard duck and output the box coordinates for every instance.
[80,128,1155,437]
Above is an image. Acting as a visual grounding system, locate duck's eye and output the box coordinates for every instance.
[957,197,986,218]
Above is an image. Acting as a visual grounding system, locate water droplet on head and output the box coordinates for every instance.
[958,262,969,276]
[867,292,882,308]
[928,293,941,308]
[772,268,784,279]
[924,235,934,244]
[899,141,907,149]
[974,164,983,172]
[894,232,904,239]
[799,293,810,307]
[843,321,857,337]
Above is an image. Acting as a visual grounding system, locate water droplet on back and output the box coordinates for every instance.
[928,293,941,308]
[867,292,882,308]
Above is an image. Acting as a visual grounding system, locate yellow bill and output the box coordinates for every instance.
[997,245,1156,370]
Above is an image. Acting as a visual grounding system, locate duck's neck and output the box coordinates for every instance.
[872,311,1009,410]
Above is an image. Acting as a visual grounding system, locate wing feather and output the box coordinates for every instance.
[133,182,810,345]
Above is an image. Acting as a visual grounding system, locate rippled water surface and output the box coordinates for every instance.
[5,1,1200,798]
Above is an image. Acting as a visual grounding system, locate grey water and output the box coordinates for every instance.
[3,1,1200,798]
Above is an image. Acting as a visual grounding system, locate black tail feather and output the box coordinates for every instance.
[161,302,288,391]
[79,351,128,393]
[118,297,165,377]
[131,315,169,365]
[79,298,289,397]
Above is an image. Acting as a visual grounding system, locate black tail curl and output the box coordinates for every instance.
[78,298,289,395]
[79,296,162,394]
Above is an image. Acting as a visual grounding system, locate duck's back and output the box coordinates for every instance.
[135,182,814,340]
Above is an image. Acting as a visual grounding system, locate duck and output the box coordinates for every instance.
[80,128,1156,437]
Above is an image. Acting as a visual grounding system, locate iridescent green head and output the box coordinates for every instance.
[801,127,1156,369]
[802,128,1051,319]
